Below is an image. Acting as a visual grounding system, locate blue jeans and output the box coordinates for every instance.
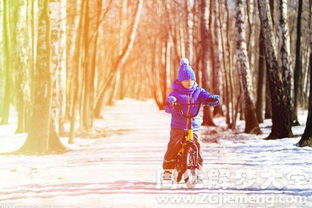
[162,128,203,169]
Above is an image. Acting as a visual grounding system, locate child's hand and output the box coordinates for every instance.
[167,96,177,106]
[211,95,219,101]
[205,95,220,106]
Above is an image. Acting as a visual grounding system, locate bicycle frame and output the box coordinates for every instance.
[165,97,218,185]
[172,100,215,141]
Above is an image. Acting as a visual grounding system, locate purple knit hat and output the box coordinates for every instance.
[177,58,196,81]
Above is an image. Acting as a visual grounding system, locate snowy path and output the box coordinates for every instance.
[0,99,311,208]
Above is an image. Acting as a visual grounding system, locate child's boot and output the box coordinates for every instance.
[162,169,174,181]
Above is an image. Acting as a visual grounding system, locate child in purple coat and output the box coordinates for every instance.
[162,58,220,180]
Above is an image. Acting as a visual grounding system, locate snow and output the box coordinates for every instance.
[0,99,311,208]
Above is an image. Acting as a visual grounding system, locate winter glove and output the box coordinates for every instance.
[207,95,220,106]
[166,96,177,106]
[211,95,219,101]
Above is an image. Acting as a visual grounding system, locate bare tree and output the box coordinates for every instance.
[18,0,67,154]
[258,0,293,139]
[1,0,12,125]
[278,0,293,132]
[218,0,230,124]
[293,0,303,125]
[185,0,194,64]
[69,0,85,144]
[224,0,237,129]
[256,28,266,123]
[50,0,67,143]
[200,0,216,126]
[212,0,224,117]
[94,0,143,117]
[11,0,28,133]
[235,0,262,134]
[298,42,312,147]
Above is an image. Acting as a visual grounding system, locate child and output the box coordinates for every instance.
[162,58,220,180]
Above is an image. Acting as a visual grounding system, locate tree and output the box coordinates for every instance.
[50,0,67,141]
[94,0,143,117]
[200,0,216,126]
[185,0,194,64]
[293,0,303,125]
[68,0,85,144]
[17,0,67,154]
[11,0,27,133]
[212,0,224,117]
[265,73,272,119]
[223,0,237,129]
[256,28,266,123]
[278,0,293,131]
[258,0,293,139]
[114,0,127,100]
[1,0,12,125]
[235,0,261,134]
[298,43,312,147]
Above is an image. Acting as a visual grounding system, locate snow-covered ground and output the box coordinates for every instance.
[0,99,311,208]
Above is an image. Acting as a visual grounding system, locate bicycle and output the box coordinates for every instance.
[165,98,218,188]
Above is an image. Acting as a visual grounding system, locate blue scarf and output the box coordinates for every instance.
[172,80,197,95]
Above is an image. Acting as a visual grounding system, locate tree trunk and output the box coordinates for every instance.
[49,0,67,151]
[164,37,171,106]
[278,0,293,130]
[218,0,230,124]
[212,0,224,117]
[147,38,164,110]
[185,0,193,64]
[12,0,27,133]
[298,44,312,147]
[18,0,67,154]
[87,0,102,120]
[265,71,272,119]
[69,0,85,143]
[118,0,127,100]
[258,0,293,139]
[81,0,95,130]
[235,0,261,134]
[293,0,303,126]
[26,0,36,133]
[111,1,127,102]
[229,94,242,129]
[65,0,80,135]
[225,0,235,128]
[58,0,67,135]
[94,0,143,117]
[1,0,12,125]
[256,28,266,123]
[200,0,215,126]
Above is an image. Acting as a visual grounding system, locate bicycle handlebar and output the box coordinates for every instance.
[165,101,215,118]
[175,103,201,118]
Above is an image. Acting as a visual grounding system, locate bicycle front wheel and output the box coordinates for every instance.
[183,145,200,188]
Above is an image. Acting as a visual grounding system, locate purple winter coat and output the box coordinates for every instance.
[165,80,215,130]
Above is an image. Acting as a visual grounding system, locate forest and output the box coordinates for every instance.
[0,0,311,154]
